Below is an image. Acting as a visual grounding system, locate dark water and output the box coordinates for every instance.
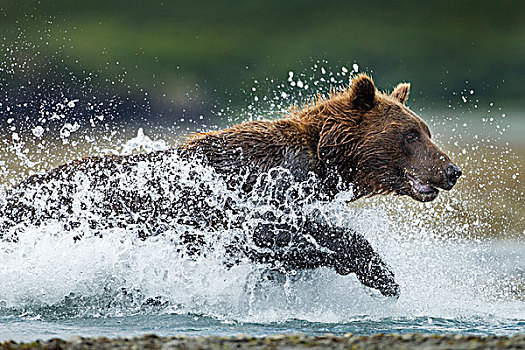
[2,313,525,342]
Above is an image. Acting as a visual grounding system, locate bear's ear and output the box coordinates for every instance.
[391,82,410,104]
[350,74,376,110]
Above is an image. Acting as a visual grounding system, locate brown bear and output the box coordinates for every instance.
[0,74,461,298]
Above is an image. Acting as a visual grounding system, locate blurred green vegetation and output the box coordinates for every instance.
[1,0,524,111]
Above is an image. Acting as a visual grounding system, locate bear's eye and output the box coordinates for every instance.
[406,132,419,143]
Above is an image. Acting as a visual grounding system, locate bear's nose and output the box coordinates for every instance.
[445,163,462,188]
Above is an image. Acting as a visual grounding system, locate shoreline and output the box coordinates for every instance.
[2,333,525,350]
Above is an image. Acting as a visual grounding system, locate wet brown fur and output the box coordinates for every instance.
[181,74,456,202]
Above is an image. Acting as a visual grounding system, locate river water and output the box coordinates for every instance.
[0,233,524,342]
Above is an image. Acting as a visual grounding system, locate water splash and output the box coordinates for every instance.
[0,62,523,335]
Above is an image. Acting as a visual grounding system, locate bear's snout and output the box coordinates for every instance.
[443,163,462,190]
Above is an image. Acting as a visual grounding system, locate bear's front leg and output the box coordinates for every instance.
[250,218,400,298]
[333,233,400,298]
[302,221,400,298]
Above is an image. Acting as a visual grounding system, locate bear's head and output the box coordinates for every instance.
[318,74,462,202]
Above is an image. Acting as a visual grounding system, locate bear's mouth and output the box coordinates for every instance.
[404,173,439,202]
